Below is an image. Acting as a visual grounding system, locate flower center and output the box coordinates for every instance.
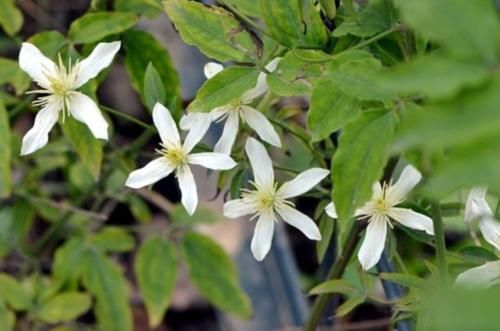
[255,190,276,211]
[373,197,390,214]
[157,143,187,167]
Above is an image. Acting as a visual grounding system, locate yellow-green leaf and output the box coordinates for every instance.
[135,237,177,328]
[0,274,31,311]
[0,99,11,198]
[69,12,138,44]
[0,0,23,36]
[164,0,258,62]
[181,232,251,318]
[36,292,91,323]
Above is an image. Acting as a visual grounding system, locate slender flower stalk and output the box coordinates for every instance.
[223,137,329,260]
[180,58,282,154]
[18,41,121,155]
[125,103,237,215]
[325,165,434,270]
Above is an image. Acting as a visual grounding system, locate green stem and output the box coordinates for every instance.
[303,222,364,331]
[431,201,448,284]
[352,25,402,50]
[100,105,155,131]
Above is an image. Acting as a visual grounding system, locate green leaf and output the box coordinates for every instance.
[379,273,430,290]
[423,135,500,198]
[82,250,132,331]
[394,78,500,152]
[143,63,166,111]
[164,0,258,62]
[266,50,324,96]
[316,213,335,263]
[135,237,177,328]
[127,195,152,223]
[333,0,394,38]
[308,78,360,142]
[222,0,261,17]
[0,302,14,331]
[36,292,91,323]
[188,66,260,113]
[378,52,490,100]
[181,232,251,318]
[395,0,500,63]
[62,118,103,180]
[336,295,366,317]
[90,227,135,253]
[310,279,361,296]
[459,246,498,264]
[0,99,11,198]
[123,29,179,111]
[0,0,23,36]
[261,0,328,48]
[69,12,138,44]
[0,58,30,95]
[115,0,163,18]
[324,54,394,101]
[0,274,31,310]
[53,238,86,289]
[332,110,396,223]
[27,31,67,58]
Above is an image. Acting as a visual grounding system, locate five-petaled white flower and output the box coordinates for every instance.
[223,137,329,261]
[464,187,500,250]
[18,41,121,155]
[180,58,282,155]
[125,103,237,215]
[325,165,434,270]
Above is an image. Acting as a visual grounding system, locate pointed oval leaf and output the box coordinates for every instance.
[135,237,177,328]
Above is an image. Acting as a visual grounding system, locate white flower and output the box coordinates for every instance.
[464,187,500,250]
[325,165,434,270]
[455,188,500,288]
[125,103,237,215]
[18,41,121,155]
[223,137,329,261]
[181,58,282,155]
[456,260,500,288]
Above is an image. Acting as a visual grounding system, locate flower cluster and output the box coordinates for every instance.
[18,43,449,265]
[19,45,330,261]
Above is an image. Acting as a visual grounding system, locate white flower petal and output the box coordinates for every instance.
[325,202,337,219]
[152,103,180,146]
[464,187,492,223]
[203,62,224,79]
[19,43,57,89]
[245,137,274,188]
[251,213,275,261]
[188,152,237,170]
[69,92,108,140]
[278,168,329,199]
[21,99,61,155]
[456,261,500,288]
[74,41,121,88]
[223,199,258,218]
[357,215,387,270]
[209,106,232,121]
[478,217,500,251]
[125,158,174,189]
[179,112,211,131]
[177,166,198,216]
[387,164,422,203]
[389,207,434,235]
[241,106,281,148]
[182,113,211,153]
[242,57,281,102]
[276,204,321,240]
[214,111,239,155]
